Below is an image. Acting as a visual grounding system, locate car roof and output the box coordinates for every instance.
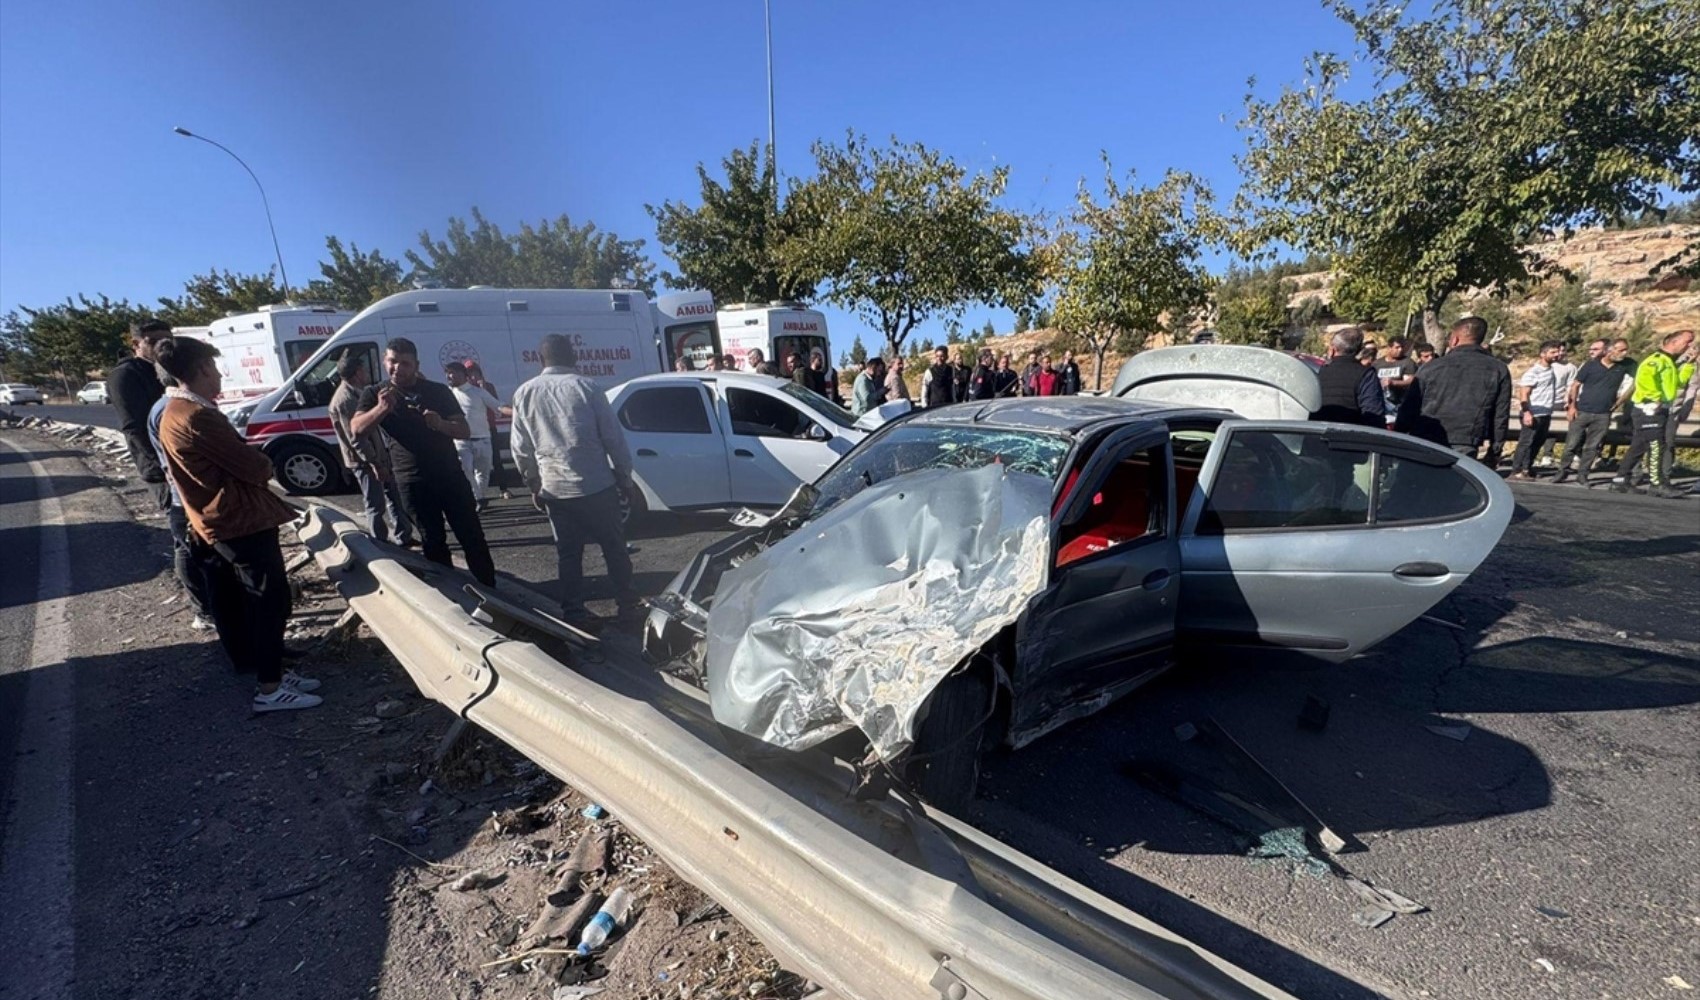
[900,396,1223,436]
[619,371,789,389]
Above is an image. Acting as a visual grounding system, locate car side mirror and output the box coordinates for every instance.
[289,389,307,409]
[806,423,829,442]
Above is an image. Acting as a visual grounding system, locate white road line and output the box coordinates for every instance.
[0,437,76,1000]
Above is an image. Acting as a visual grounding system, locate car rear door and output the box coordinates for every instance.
[613,383,731,510]
[1177,420,1512,661]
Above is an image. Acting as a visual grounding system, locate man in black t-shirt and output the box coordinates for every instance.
[351,338,496,585]
[1555,338,1630,486]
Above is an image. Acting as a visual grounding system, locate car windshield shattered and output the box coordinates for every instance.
[806,424,1072,520]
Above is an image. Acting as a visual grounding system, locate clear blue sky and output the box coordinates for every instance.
[0,0,1358,348]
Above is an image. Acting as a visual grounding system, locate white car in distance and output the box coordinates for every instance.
[76,382,108,404]
[1,383,45,405]
[606,372,897,514]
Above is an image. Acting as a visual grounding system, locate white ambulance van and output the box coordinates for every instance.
[715,302,831,372]
[177,305,353,405]
[232,287,720,494]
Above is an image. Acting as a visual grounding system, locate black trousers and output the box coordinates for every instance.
[1509,415,1552,473]
[166,505,211,617]
[397,471,496,585]
[1617,404,1670,487]
[542,487,636,618]
[200,527,291,685]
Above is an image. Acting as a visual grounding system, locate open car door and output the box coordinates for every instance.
[1177,421,1513,661]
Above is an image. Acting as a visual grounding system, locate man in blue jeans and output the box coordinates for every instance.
[511,334,642,628]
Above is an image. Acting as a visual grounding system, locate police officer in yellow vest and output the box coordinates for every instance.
[1611,329,1695,499]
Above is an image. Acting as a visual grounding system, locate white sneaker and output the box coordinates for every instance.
[253,688,322,713]
[190,615,214,631]
[281,670,321,693]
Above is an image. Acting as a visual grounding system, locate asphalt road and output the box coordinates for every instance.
[318,467,1700,999]
[0,433,459,999]
[7,428,1697,1000]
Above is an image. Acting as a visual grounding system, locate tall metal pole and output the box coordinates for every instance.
[172,126,292,294]
[764,0,779,205]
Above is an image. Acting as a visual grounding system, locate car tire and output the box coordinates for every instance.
[905,657,997,814]
[270,439,339,496]
[619,483,649,528]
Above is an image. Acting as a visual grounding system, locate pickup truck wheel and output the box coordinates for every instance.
[270,439,339,496]
[905,661,997,814]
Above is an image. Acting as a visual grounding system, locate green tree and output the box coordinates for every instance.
[302,237,408,310]
[1619,309,1659,354]
[1013,311,1030,334]
[157,268,286,326]
[981,319,996,338]
[1215,268,1290,348]
[647,142,815,304]
[1050,164,1221,390]
[5,295,153,394]
[1536,277,1615,344]
[847,335,869,367]
[1234,0,1700,344]
[407,207,654,292]
[1330,271,1400,326]
[783,134,1039,359]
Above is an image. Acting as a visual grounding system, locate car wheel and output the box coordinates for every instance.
[619,483,649,527]
[270,439,338,496]
[905,656,998,814]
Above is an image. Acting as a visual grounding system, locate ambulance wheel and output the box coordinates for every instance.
[272,439,338,496]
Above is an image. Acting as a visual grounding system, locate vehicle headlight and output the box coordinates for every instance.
[229,403,258,431]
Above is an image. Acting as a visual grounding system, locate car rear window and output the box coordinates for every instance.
[619,385,711,434]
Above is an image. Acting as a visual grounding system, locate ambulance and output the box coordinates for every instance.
[177,305,354,405]
[715,301,831,372]
[231,287,721,494]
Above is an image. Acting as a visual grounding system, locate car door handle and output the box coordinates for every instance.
[636,448,657,457]
[734,449,755,458]
[1141,569,1171,590]
[1393,561,1448,579]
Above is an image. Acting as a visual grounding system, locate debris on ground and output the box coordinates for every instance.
[1423,723,1473,741]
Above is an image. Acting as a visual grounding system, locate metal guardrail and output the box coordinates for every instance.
[294,504,1297,1000]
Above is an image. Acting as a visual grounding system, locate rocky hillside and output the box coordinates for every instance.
[965,224,1696,389]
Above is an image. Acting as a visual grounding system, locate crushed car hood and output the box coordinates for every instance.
[706,463,1053,759]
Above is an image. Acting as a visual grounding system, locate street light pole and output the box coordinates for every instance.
[172,126,292,294]
[764,0,779,206]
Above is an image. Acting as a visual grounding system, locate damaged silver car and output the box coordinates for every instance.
[644,347,1514,810]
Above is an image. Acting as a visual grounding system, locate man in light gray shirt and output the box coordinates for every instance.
[511,334,641,626]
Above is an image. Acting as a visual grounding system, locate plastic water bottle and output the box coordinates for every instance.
[575,887,633,955]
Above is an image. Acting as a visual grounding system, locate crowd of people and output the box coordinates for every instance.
[1309,318,1697,498]
[103,316,1695,713]
[110,327,645,715]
